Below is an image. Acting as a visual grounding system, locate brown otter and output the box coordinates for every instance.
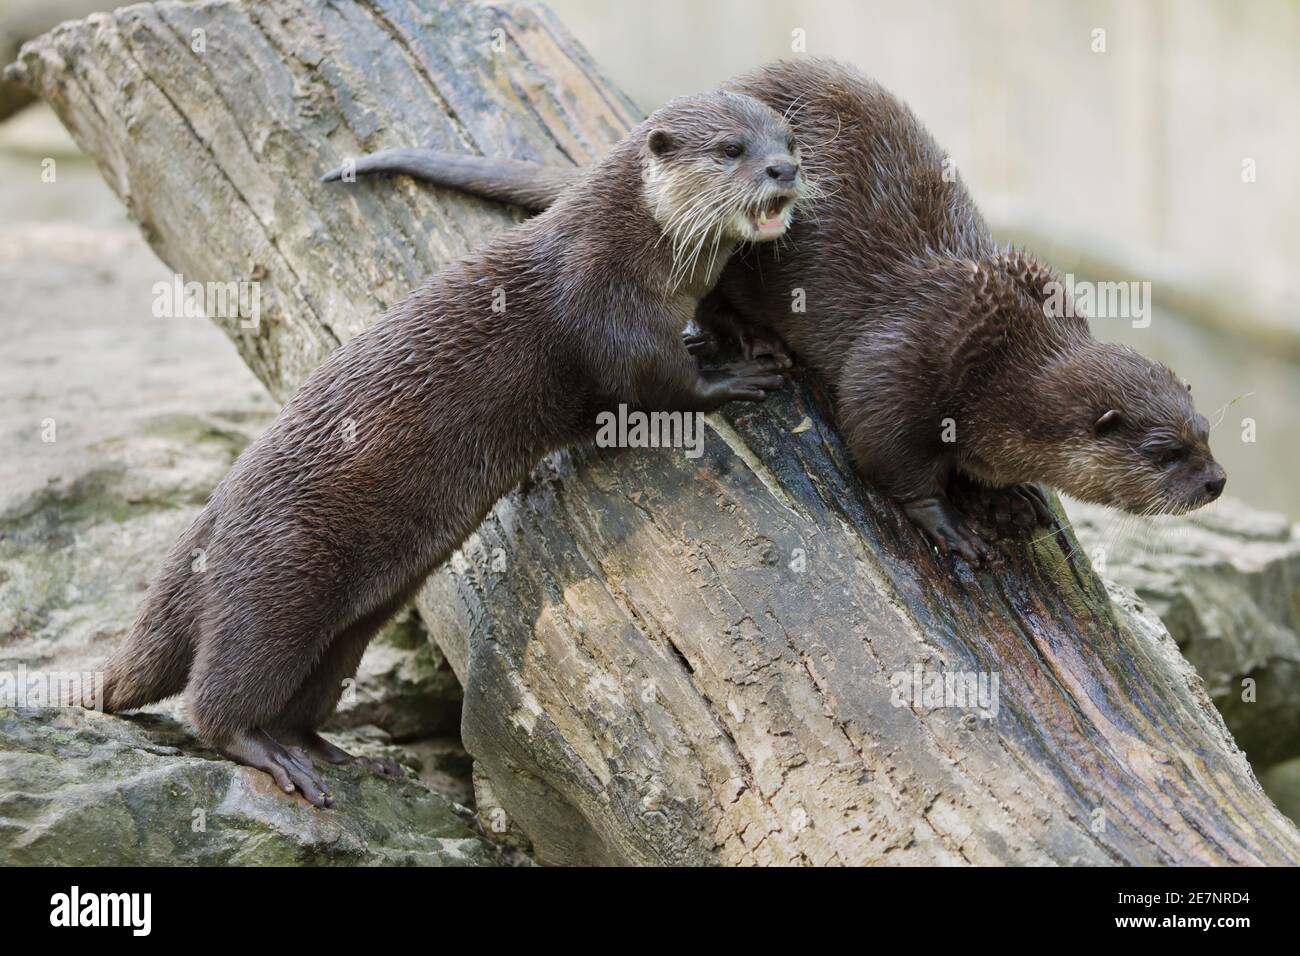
[337,59,1226,561]
[99,90,806,806]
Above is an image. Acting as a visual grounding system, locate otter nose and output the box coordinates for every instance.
[1203,462,1227,500]
[766,162,799,184]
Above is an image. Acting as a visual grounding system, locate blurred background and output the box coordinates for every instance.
[1,0,1298,830]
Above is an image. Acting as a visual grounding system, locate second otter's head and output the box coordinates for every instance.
[640,91,805,256]
[945,254,1226,517]
[1027,343,1227,515]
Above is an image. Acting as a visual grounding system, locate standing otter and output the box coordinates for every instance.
[338,59,1226,560]
[100,91,806,806]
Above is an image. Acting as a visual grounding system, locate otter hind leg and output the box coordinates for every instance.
[185,597,352,806]
[266,589,419,782]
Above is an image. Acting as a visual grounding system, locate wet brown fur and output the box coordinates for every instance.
[101,90,802,800]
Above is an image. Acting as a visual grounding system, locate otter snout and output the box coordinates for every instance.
[1165,454,1227,513]
[766,161,800,184]
[1203,462,1227,502]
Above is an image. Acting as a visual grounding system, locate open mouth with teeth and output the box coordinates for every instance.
[746,194,794,239]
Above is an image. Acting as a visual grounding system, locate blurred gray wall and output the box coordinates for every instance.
[552,0,1299,323]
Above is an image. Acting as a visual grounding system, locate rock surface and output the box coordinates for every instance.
[1070,498,1300,769]
[0,1,113,120]
[0,139,488,864]
[0,705,495,865]
[328,611,462,742]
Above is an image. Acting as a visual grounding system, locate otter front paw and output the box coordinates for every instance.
[699,356,788,404]
[978,483,1057,536]
[904,496,994,564]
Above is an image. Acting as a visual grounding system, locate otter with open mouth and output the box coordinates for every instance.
[96,89,808,806]
[741,187,798,239]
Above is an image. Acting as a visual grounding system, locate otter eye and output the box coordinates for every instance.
[1156,446,1189,467]
[722,142,745,159]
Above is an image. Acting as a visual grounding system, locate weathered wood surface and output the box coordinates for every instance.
[14,0,1300,865]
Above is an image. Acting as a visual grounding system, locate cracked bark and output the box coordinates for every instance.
[14,0,1300,865]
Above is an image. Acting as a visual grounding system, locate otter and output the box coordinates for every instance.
[99,90,806,806]
[336,59,1226,561]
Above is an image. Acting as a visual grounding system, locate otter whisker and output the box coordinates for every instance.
[795,109,845,154]
[780,92,811,126]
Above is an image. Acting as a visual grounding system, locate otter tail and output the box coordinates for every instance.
[98,513,210,712]
[320,150,576,213]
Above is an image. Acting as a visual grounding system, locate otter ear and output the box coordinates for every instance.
[647,129,674,156]
[1093,409,1123,435]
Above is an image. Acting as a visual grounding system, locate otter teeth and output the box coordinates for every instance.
[748,195,792,237]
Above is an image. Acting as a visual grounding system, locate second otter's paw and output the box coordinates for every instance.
[904,496,995,564]
[682,329,719,358]
[738,326,794,369]
[978,484,1057,537]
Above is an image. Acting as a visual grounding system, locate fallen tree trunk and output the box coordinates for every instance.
[0,0,111,120]
[14,0,1300,865]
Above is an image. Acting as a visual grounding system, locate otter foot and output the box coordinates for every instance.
[904,496,994,564]
[298,731,406,779]
[219,728,333,808]
[699,356,788,403]
[1006,484,1056,529]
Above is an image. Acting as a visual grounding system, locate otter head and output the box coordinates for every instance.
[1032,344,1226,515]
[640,91,804,259]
